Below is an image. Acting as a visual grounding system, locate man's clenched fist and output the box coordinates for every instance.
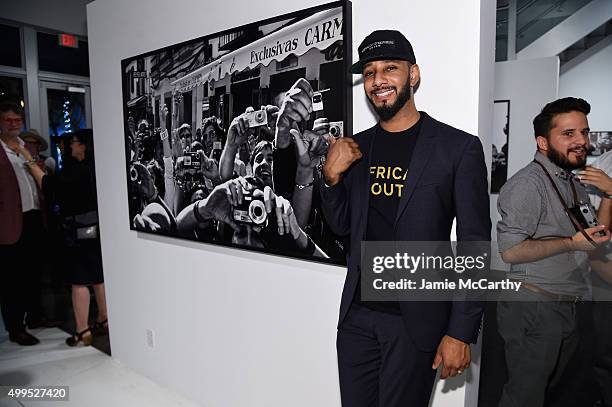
[322,137,362,186]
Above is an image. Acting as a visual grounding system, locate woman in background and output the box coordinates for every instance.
[16,129,107,346]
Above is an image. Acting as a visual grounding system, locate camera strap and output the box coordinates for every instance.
[533,159,596,247]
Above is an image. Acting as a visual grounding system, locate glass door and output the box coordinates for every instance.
[39,80,92,170]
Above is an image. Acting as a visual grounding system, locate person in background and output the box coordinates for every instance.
[497,97,610,407]
[20,129,56,174]
[201,116,225,158]
[579,149,612,407]
[0,103,44,346]
[19,128,64,328]
[17,129,108,347]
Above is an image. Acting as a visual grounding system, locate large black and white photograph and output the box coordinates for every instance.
[491,99,509,194]
[587,131,612,158]
[121,1,350,265]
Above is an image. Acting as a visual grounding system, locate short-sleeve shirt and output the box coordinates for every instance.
[497,151,591,297]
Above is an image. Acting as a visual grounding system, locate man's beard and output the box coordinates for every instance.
[547,144,587,171]
[367,80,411,121]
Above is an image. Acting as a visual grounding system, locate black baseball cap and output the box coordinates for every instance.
[350,30,416,74]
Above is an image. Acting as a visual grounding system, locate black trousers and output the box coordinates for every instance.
[497,290,579,407]
[0,210,44,333]
[337,304,437,407]
[593,300,612,407]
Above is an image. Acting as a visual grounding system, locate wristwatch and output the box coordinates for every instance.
[159,128,169,141]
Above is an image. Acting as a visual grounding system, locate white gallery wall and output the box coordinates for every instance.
[86,0,494,406]
[491,57,559,240]
[559,37,612,132]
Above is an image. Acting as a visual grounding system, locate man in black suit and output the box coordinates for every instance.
[319,30,490,406]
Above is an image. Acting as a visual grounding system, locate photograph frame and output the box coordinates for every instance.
[120,0,352,267]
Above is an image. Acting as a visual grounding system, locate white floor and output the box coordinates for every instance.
[0,328,202,407]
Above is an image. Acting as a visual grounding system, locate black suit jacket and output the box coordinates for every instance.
[320,112,491,351]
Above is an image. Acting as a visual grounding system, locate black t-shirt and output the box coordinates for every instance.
[354,117,422,313]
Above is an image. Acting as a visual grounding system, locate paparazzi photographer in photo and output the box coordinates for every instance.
[128,105,173,233]
[496,97,611,407]
[272,78,347,258]
[219,104,279,183]
[318,30,490,407]
[129,103,221,233]
[177,135,328,257]
[213,80,334,254]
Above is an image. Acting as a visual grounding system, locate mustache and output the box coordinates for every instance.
[371,86,396,93]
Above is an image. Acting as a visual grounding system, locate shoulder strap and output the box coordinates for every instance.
[533,159,596,246]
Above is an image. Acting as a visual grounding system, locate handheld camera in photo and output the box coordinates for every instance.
[244,109,268,128]
[183,151,202,169]
[232,190,267,225]
[312,92,324,112]
[329,121,344,138]
[211,141,222,161]
[232,177,268,226]
[129,165,140,183]
[570,202,606,237]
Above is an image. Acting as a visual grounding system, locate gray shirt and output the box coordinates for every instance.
[497,151,591,296]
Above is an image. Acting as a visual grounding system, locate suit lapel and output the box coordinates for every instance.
[394,113,436,225]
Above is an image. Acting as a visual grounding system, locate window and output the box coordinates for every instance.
[0,76,25,107]
[0,24,22,68]
[276,54,298,71]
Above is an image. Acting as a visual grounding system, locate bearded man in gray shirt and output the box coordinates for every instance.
[496,97,610,407]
